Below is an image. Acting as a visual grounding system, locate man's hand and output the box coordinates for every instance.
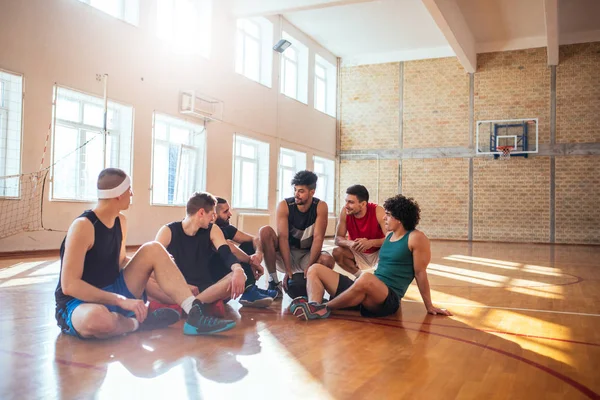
[116,296,148,322]
[282,271,293,291]
[188,284,200,296]
[426,305,452,316]
[250,252,263,266]
[230,266,247,299]
[250,262,264,280]
[352,238,373,253]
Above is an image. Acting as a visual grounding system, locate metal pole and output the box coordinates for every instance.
[102,74,109,169]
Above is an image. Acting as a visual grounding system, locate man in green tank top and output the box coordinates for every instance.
[289,194,452,319]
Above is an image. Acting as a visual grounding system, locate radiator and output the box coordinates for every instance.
[236,213,272,236]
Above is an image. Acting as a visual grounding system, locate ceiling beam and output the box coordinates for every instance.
[233,0,379,18]
[544,0,559,65]
[420,0,477,73]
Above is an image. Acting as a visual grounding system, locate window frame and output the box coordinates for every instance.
[237,19,262,83]
[232,134,270,211]
[78,0,139,26]
[278,147,306,202]
[0,69,24,199]
[312,155,336,213]
[314,61,327,114]
[281,46,299,100]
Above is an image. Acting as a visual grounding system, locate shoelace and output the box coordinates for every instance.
[199,316,222,326]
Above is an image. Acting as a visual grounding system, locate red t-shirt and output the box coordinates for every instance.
[346,203,385,254]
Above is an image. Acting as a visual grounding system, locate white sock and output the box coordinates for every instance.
[181,296,195,314]
[269,272,280,284]
[130,318,140,332]
[354,270,362,278]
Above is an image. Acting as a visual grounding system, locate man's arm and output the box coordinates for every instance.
[353,206,387,252]
[307,201,329,265]
[232,230,263,265]
[155,225,172,248]
[411,231,452,316]
[334,207,354,248]
[210,224,246,299]
[276,200,293,281]
[118,214,130,269]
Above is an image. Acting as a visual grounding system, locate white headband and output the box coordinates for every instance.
[97,175,131,199]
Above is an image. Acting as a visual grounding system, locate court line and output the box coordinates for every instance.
[401,299,600,317]
[332,316,600,400]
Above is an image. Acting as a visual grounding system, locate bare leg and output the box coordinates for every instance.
[306,264,343,303]
[195,273,233,304]
[326,273,389,311]
[317,252,335,269]
[71,304,136,339]
[122,241,194,306]
[259,226,279,275]
[146,276,177,304]
[332,247,359,274]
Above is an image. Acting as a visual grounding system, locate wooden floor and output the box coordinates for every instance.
[1,241,600,399]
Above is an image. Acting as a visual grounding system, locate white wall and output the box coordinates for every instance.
[0,0,337,251]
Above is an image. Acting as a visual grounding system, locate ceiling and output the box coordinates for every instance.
[230,0,600,69]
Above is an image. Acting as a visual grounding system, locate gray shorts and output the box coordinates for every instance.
[350,248,379,270]
[276,248,331,274]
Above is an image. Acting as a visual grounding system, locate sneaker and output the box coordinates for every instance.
[183,300,236,335]
[239,285,274,308]
[268,280,283,299]
[256,287,279,300]
[203,300,226,318]
[289,296,308,316]
[140,307,180,331]
[148,300,183,316]
[293,302,330,321]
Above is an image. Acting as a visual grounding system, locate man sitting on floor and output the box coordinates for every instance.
[289,194,452,320]
[333,185,386,277]
[55,168,237,339]
[147,192,273,312]
[259,170,334,299]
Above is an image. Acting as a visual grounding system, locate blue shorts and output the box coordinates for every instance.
[55,271,146,338]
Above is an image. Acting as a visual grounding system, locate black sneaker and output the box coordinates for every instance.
[183,300,236,335]
[268,280,283,300]
[140,307,180,331]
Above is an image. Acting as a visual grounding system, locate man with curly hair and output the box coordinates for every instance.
[289,194,452,320]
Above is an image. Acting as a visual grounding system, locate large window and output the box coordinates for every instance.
[151,113,206,206]
[314,54,336,117]
[280,31,308,103]
[278,148,306,201]
[51,86,133,201]
[0,70,23,198]
[78,0,139,26]
[232,135,269,209]
[236,17,273,87]
[313,156,335,212]
[156,0,212,58]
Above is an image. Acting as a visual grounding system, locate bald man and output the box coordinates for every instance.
[55,168,239,339]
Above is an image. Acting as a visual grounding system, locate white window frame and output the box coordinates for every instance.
[314,54,336,117]
[0,70,24,199]
[281,46,299,100]
[278,147,306,201]
[151,113,206,206]
[156,0,212,58]
[313,155,335,213]
[236,17,273,87]
[50,86,134,202]
[280,31,308,104]
[78,0,139,26]
[232,134,269,210]
[314,62,327,114]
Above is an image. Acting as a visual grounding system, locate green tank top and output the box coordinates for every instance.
[374,231,414,298]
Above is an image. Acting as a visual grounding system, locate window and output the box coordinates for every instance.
[156,0,212,58]
[314,54,336,117]
[51,86,133,201]
[151,113,206,206]
[278,148,306,201]
[232,135,269,209]
[313,156,335,212]
[236,17,273,87]
[0,70,23,198]
[280,31,308,103]
[78,0,139,26]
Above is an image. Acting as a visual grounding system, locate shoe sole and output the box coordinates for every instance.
[240,297,274,308]
[288,298,308,314]
[296,303,330,320]
[182,320,237,335]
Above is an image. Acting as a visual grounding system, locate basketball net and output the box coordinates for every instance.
[497,146,512,160]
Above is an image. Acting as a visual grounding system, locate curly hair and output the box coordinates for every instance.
[291,170,318,190]
[383,194,421,231]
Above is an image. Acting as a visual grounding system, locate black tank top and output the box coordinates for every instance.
[166,221,215,290]
[286,196,320,249]
[55,210,122,310]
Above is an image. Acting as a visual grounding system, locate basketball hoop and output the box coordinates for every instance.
[497,146,513,160]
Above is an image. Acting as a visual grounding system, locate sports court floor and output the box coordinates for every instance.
[1,240,599,399]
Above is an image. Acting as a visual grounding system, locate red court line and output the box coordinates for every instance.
[0,349,105,372]
[331,316,600,400]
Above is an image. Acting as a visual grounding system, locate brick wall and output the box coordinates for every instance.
[402,158,469,239]
[404,58,470,148]
[556,42,600,143]
[340,63,400,150]
[339,159,398,209]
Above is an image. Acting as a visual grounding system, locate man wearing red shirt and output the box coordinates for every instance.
[333,185,386,277]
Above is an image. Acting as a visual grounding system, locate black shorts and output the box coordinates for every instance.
[334,274,400,318]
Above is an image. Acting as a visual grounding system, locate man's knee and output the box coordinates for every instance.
[79,309,117,336]
[307,263,326,280]
[332,247,344,260]
[318,253,335,269]
[139,241,166,257]
[353,273,376,291]
[258,226,276,242]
